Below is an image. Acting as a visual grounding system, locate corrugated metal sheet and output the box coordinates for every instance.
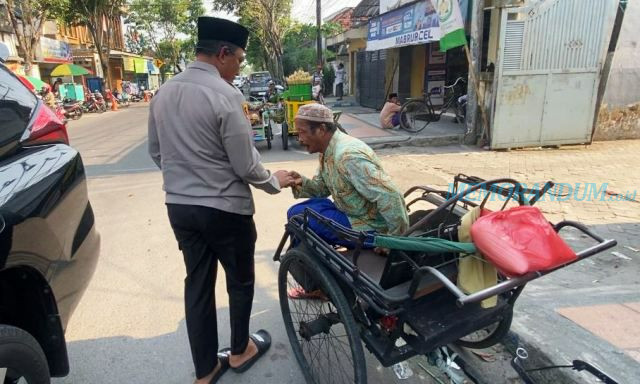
[491,0,618,149]
[518,0,611,71]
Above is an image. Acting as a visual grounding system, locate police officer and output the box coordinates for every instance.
[148,17,294,384]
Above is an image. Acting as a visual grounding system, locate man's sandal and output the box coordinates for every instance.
[223,329,272,373]
[207,352,230,384]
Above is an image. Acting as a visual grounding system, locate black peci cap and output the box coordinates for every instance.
[197,17,249,51]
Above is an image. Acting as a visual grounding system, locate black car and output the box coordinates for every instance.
[0,46,100,382]
[248,71,272,98]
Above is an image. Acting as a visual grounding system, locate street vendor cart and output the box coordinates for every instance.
[244,98,273,149]
[281,71,345,150]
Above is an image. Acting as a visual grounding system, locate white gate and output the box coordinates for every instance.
[491,0,618,149]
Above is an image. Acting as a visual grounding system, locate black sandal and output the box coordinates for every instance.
[229,329,272,373]
[208,351,230,384]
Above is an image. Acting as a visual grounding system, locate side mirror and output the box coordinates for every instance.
[0,42,10,63]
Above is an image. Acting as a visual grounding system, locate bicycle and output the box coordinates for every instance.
[399,77,467,133]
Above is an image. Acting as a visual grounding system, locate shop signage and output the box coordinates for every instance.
[37,37,72,62]
[367,1,440,51]
[367,0,469,51]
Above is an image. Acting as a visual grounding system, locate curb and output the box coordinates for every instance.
[364,134,465,149]
[502,327,586,384]
[344,113,468,149]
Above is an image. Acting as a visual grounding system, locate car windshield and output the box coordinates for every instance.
[250,73,270,83]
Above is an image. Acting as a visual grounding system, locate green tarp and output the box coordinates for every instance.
[372,235,476,254]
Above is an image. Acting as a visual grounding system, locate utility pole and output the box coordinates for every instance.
[316,0,322,66]
[465,0,485,146]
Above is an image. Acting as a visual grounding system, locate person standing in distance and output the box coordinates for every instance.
[148,17,295,384]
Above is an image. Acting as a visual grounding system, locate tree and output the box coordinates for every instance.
[65,0,124,89]
[5,0,69,74]
[281,22,344,76]
[126,0,204,75]
[213,0,292,83]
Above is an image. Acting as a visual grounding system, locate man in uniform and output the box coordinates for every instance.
[148,17,294,384]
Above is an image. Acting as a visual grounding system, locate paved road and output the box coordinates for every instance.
[60,105,495,384]
[66,103,314,178]
[57,105,640,384]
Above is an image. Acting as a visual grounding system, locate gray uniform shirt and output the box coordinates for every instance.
[148,61,280,215]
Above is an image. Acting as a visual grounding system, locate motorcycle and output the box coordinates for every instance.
[61,98,83,120]
[83,92,107,113]
[112,89,130,107]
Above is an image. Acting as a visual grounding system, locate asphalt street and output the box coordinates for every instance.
[55,104,640,384]
[57,104,509,384]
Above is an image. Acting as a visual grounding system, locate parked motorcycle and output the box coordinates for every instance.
[112,89,131,107]
[83,92,107,113]
[61,98,83,120]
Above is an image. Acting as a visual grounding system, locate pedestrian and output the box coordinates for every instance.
[334,63,346,101]
[148,16,295,384]
[52,78,63,97]
[311,64,324,102]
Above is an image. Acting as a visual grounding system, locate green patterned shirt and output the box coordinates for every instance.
[292,130,409,235]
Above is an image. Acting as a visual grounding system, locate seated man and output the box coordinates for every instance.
[380,93,402,129]
[288,103,409,239]
[287,104,409,298]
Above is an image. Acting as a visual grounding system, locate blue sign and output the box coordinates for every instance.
[367,1,440,51]
[367,0,468,51]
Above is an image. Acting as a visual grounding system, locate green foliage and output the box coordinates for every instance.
[281,22,341,76]
[126,0,204,71]
[4,0,70,66]
[64,0,125,85]
[213,0,292,82]
[323,65,334,95]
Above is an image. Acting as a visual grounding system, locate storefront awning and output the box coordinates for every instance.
[134,58,148,73]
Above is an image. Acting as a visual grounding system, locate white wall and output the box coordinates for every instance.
[603,1,640,107]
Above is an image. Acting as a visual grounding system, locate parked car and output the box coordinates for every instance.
[0,42,100,382]
[232,75,244,88]
[248,71,272,98]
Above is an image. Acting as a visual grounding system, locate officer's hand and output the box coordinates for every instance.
[274,170,295,188]
[288,171,303,186]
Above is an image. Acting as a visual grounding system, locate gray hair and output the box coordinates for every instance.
[196,40,240,56]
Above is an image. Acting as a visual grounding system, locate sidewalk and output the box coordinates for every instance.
[376,140,640,384]
[325,95,467,148]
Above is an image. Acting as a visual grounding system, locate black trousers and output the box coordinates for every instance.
[167,204,257,379]
[336,82,344,99]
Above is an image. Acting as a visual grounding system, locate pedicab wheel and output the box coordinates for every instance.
[278,249,367,384]
[282,121,289,150]
[266,123,272,150]
[456,305,513,349]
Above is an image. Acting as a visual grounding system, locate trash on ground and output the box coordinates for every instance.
[611,251,632,260]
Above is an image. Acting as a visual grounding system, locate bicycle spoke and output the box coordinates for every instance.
[284,266,358,384]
